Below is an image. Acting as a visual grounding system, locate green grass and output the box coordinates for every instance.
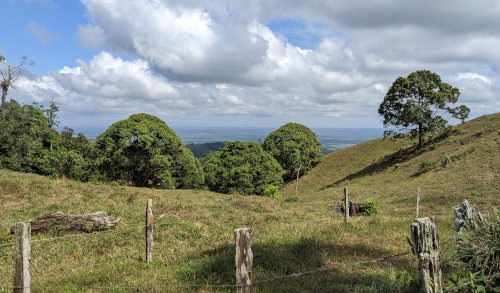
[1,113,499,292]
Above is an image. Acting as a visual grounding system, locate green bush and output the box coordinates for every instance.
[263,185,281,201]
[451,208,500,292]
[360,198,379,216]
[201,141,283,195]
[443,155,452,167]
[419,160,437,173]
[285,195,298,202]
[262,123,323,181]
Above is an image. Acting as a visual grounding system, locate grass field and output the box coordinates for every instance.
[1,113,499,292]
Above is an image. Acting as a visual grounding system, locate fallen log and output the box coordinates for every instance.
[10,211,120,235]
[332,200,362,216]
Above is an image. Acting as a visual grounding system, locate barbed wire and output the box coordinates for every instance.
[3,250,412,291]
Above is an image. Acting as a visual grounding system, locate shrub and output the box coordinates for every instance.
[442,155,452,167]
[263,185,281,201]
[419,160,437,173]
[285,195,298,203]
[201,141,283,195]
[452,208,500,291]
[360,198,379,216]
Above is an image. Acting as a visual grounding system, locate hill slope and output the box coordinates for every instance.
[0,113,498,292]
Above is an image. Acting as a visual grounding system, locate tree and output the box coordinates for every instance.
[378,70,470,148]
[44,98,60,129]
[0,56,34,113]
[0,100,57,173]
[95,113,204,189]
[201,141,284,195]
[262,123,323,181]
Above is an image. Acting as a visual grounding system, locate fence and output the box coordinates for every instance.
[1,189,460,292]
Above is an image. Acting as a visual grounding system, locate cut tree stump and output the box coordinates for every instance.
[332,200,362,216]
[10,211,120,235]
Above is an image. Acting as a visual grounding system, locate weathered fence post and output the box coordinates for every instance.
[411,217,443,293]
[146,199,153,263]
[415,186,421,219]
[344,187,349,223]
[13,222,31,293]
[234,228,253,293]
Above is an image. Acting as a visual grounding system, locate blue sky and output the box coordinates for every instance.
[1,0,499,133]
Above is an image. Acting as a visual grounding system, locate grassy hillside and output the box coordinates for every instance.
[0,113,499,292]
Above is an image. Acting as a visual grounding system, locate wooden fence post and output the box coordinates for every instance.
[411,217,443,293]
[415,186,421,219]
[146,199,153,263]
[234,228,253,293]
[13,222,31,293]
[344,187,349,223]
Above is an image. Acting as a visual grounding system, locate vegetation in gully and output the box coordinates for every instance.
[0,67,498,292]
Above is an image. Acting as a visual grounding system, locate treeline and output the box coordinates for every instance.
[0,100,323,195]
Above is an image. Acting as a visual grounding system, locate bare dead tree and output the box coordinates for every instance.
[0,56,34,114]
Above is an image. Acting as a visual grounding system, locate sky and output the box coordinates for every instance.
[1,0,499,133]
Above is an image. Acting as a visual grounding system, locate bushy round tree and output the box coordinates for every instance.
[201,141,283,195]
[95,113,203,189]
[262,123,323,181]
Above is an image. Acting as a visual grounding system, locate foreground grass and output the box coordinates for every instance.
[0,113,499,292]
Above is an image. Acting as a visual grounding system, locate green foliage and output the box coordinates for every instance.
[446,271,492,293]
[419,160,437,174]
[360,198,379,216]
[0,100,57,173]
[443,155,452,167]
[454,208,500,291]
[285,195,299,202]
[262,123,323,181]
[263,184,281,201]
[378,70,469,148]
[201,141,283,195]
[95,113,203,189]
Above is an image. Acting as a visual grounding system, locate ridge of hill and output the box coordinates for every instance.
[283,113,500,212]
[0,113,498,291]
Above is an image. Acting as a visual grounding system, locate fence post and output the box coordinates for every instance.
[13,222,31,293]
[344,187,349,223]
[234,228,253,293]
[146,199,153,263]
[415,187,421,219]
[411,217,443,293]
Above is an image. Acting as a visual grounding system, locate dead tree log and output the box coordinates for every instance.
[10,211,120,235]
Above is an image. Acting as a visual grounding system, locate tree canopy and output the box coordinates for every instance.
[262,123,323,181]
[0,100,57,173]
[378,70,470,147]
[95,113,204,189]
[201,141,283,195]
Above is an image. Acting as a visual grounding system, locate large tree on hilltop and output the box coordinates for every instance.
[378,70,470,148]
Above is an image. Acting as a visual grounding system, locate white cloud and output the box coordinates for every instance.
[26,22,59,45]
[10,0,500,128]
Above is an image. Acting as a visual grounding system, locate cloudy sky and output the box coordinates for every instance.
[1,0,499,132]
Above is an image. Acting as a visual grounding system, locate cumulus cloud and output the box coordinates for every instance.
[11,0,500,128]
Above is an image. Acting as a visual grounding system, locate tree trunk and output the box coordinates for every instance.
[1,85,7,114]
[418,123,423,148]
[9,211,120,234]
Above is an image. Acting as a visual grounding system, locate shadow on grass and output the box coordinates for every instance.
[176,237,420,292]
[321,144,420,190]
[320,133,453,191]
